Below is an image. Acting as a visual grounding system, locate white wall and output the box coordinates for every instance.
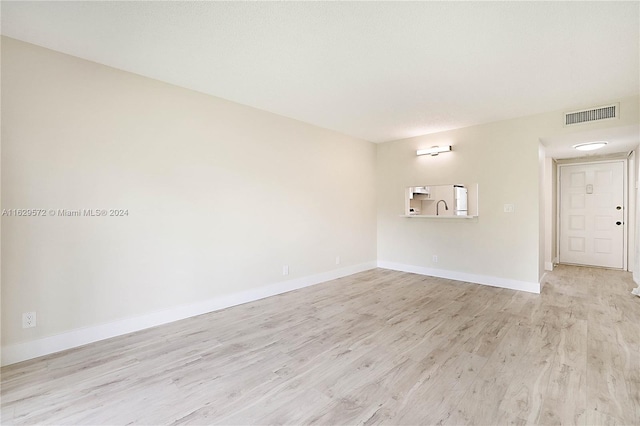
[377,96,640,293]
[538,143,546,280]
[544,156,555,271]
[1,37,377,362]
[377,117,543,292]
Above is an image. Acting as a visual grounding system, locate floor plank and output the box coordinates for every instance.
[2,265,639,425]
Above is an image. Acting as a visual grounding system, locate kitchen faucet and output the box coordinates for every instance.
[436,200,449,216]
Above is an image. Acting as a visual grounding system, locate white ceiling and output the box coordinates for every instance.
[542,124,640,160]
[1,1,639,145]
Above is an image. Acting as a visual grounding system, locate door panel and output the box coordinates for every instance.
[559,161,625,269]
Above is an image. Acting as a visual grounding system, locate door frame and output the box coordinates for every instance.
[556,158,629,270]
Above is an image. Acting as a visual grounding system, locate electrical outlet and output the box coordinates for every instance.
[432,255,438,263]
[22,312,36,328]
[335,256,341,265]
[504,204,515,213]
[282,265,289,276]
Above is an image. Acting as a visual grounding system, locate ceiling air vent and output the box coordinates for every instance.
[564,103,619,126]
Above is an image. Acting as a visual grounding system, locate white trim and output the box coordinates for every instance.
[400,215,478,219]
[627,150,636,273]
[545,261,554,271]
[1,262,377,366]
[539,271,548,291]
[377,261,540,294]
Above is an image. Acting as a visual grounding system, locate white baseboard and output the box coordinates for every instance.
[545,261,554,271]
[377,261,540,294]
[1,261,377,367]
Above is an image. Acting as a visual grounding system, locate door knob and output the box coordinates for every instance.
[616,206,622,210]
[616,221,622,225]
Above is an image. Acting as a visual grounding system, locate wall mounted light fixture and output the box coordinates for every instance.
[416,145,452,156]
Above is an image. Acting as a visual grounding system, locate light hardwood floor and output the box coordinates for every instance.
[1,266,639,425]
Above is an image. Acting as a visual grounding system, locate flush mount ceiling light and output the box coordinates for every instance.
[572,141,608,151]
[416,145,452,156]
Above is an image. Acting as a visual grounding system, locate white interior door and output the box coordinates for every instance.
[559,161,625,269]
